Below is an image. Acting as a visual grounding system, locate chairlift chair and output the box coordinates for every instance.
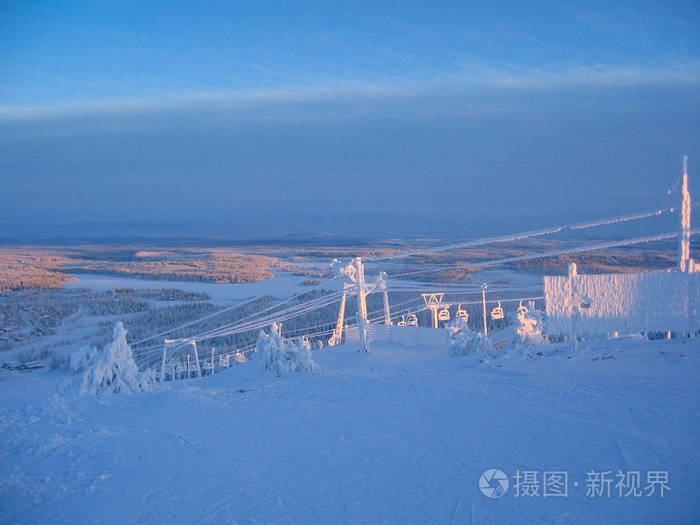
[491,301,504,320]
[203,358,215,373]
[456,304,469,321]
[517,299,529,315]
[408,313,418,326]
[438,307,451,321]
[397,315,407,327]
[328,329,340,346]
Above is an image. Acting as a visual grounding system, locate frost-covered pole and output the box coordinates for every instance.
[191,340,202,378]
[567,263,578,347]
[211,347,215,376]
[355,257,370,352]
[329,286,348,346]
[378,271,392,325]
[481,283,488,336]
[383,292,392,325]
[679,155,692,272]
[431,305,439,329]
[160,340,168,382]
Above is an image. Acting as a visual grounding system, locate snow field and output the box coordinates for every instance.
[0,335,698,524]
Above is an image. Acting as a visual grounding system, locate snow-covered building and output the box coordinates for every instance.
[544,263,699,338]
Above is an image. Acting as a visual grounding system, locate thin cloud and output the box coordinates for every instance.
[1,62,698,121]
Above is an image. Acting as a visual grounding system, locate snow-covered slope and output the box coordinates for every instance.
[1,336,698,524]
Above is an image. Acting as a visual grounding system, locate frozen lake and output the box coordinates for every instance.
[65,273,343,301]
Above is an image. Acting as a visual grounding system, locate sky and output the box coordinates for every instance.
[1,1,699,240]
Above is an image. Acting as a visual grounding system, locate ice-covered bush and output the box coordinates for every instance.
[70,345,97,373]
[447,317,493,359]
[515,302,547,346]
[77,322,155,394]
[255,323,318,376]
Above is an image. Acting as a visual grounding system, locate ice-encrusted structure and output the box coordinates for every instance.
[544,268,700,337]
[255,323,318,376]
[447,317,493,358]
[78,322,155,394]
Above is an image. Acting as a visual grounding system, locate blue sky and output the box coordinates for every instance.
[1,1,699,239]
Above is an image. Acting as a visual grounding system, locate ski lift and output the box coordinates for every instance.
[456,304,469,321]
[203,358,215,372]
[438,307,451,321]
[397,315,407,327]
[175,360,187,377]
[168,360,178,380]
[328,328,341,346]
[408,313,418,326]
[491,301,504,320]
[517,300,529,315]
[235,350,247,363]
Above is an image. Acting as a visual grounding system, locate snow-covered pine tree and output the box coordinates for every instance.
[79,321,155,394]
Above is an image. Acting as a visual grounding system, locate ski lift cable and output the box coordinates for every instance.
[183,290,344,341]
[384,280,540,289]
[190,298,338,342]
[386,285,543,294]
[130,294,266,346]
[191,291,346,341]
[365,206,675,262]
[454,230,697,270]
[381,230,695,278]
[177,289,345,340]
[132,290,344,354]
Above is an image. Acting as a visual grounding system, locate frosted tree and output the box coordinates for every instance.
[515,301,547,346]
[79,321,156,394]
[70,345,97,373]
[255,323,318,376]
[447,317,493,358]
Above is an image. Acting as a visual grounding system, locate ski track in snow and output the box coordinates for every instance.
[1,336,699,524]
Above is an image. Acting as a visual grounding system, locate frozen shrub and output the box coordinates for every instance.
[447,317,493,359]
[515,301,547,346]
[255,323,318,377]
[78,322,156,394]
[70,345,97,373]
